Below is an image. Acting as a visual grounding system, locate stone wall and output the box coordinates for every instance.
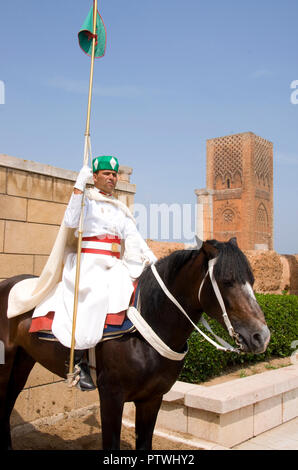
[11,363,99,431]
[0,154,136,282]
[244,250,298,295]
[148,240,298,295]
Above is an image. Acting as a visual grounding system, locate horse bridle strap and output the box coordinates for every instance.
[151,259,242,354]
[199,258,235,337]
[127,306,188,361]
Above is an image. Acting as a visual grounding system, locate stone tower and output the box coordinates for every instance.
[195,132,273,250]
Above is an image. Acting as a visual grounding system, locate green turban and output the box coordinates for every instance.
[92,155,119,173]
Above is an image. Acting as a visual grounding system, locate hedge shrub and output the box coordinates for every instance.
[179,293,298,384]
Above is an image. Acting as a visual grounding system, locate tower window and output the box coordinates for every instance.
[227,178,230,188]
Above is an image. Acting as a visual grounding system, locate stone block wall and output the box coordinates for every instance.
[0,154,136,282]
[148,240,298,295]
[12,363,99,429]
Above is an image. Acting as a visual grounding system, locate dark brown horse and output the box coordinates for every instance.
[0,238,270,450]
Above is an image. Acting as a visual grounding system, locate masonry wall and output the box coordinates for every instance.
[0,154,136,283]
[147,241,298,295]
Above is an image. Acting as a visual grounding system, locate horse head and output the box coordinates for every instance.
[198,237,270,354]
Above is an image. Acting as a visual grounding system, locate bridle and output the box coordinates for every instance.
[198,257,244,352]
[150,256,244,354]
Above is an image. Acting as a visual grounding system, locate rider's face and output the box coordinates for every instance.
[93,170,118,194]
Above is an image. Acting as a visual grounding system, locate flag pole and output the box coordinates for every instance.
[67,0,98,385]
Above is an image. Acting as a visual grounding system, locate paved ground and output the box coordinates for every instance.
[233,417,298,450]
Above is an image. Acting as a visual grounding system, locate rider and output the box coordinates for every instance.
[32,155,157,390]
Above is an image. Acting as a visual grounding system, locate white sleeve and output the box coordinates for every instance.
[122,217,157,264]
[63,193,87,228]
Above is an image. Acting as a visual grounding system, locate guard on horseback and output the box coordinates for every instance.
[31,155,157,390]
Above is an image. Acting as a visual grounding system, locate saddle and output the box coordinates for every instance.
[33,313,136,343]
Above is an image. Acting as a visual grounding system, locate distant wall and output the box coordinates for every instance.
[244,250,298,295]
[0,154,136,282]
[148,240,298,295]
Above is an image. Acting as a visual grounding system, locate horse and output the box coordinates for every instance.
[0,237,270,450]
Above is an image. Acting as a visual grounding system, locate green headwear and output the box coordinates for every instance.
[92,155,119,173]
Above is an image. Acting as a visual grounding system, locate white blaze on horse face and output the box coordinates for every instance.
[242,282,258,306]
[242,281,270,351]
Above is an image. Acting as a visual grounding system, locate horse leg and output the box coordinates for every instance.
[99,388,124,450]
[135,395,163,450]
[0,344,18,450]
[0,346,35,450]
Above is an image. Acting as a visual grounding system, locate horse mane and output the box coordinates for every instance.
[138,239,254,314]
[152,248,199,284]
[138,249,198,314]
[207,239,255,285]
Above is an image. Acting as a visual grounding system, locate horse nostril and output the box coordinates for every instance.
[252,332,262,347]
[250,326,270,353]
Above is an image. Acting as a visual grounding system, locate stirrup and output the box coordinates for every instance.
[65,352,96,391]
[66,363,81,388]
[75,359,96,391]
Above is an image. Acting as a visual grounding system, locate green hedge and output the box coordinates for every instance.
[179,293,298,384]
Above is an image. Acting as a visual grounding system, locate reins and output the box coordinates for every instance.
[150,256,244,354]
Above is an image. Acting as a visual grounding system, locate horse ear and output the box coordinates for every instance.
[195,235,203,249]
[202,241,218,260]
[229,237,238,247]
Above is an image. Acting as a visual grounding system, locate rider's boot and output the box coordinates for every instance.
[73,350,96,391]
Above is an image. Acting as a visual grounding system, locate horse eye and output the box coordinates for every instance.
[223,280,234,287]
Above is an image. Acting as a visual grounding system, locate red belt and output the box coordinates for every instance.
[81,235,121,258]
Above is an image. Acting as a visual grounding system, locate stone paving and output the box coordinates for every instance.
[233,417,298,450]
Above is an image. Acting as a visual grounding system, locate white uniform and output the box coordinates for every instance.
[33,190,156,349]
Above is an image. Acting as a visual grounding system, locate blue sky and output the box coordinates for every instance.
[0,0,297,253]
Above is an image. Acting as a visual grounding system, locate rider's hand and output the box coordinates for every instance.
[143,250,157,265]
[74,166,92,192]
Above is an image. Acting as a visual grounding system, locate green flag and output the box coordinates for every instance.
[78,5,106,58]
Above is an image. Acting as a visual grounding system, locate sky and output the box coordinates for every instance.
[0,0,297,253]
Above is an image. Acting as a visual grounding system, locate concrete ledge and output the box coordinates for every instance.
[0,154,78,181]
[157,364,298,447]
[185,365,298,414]
[163,380,199,404]
[0,154,134,183]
